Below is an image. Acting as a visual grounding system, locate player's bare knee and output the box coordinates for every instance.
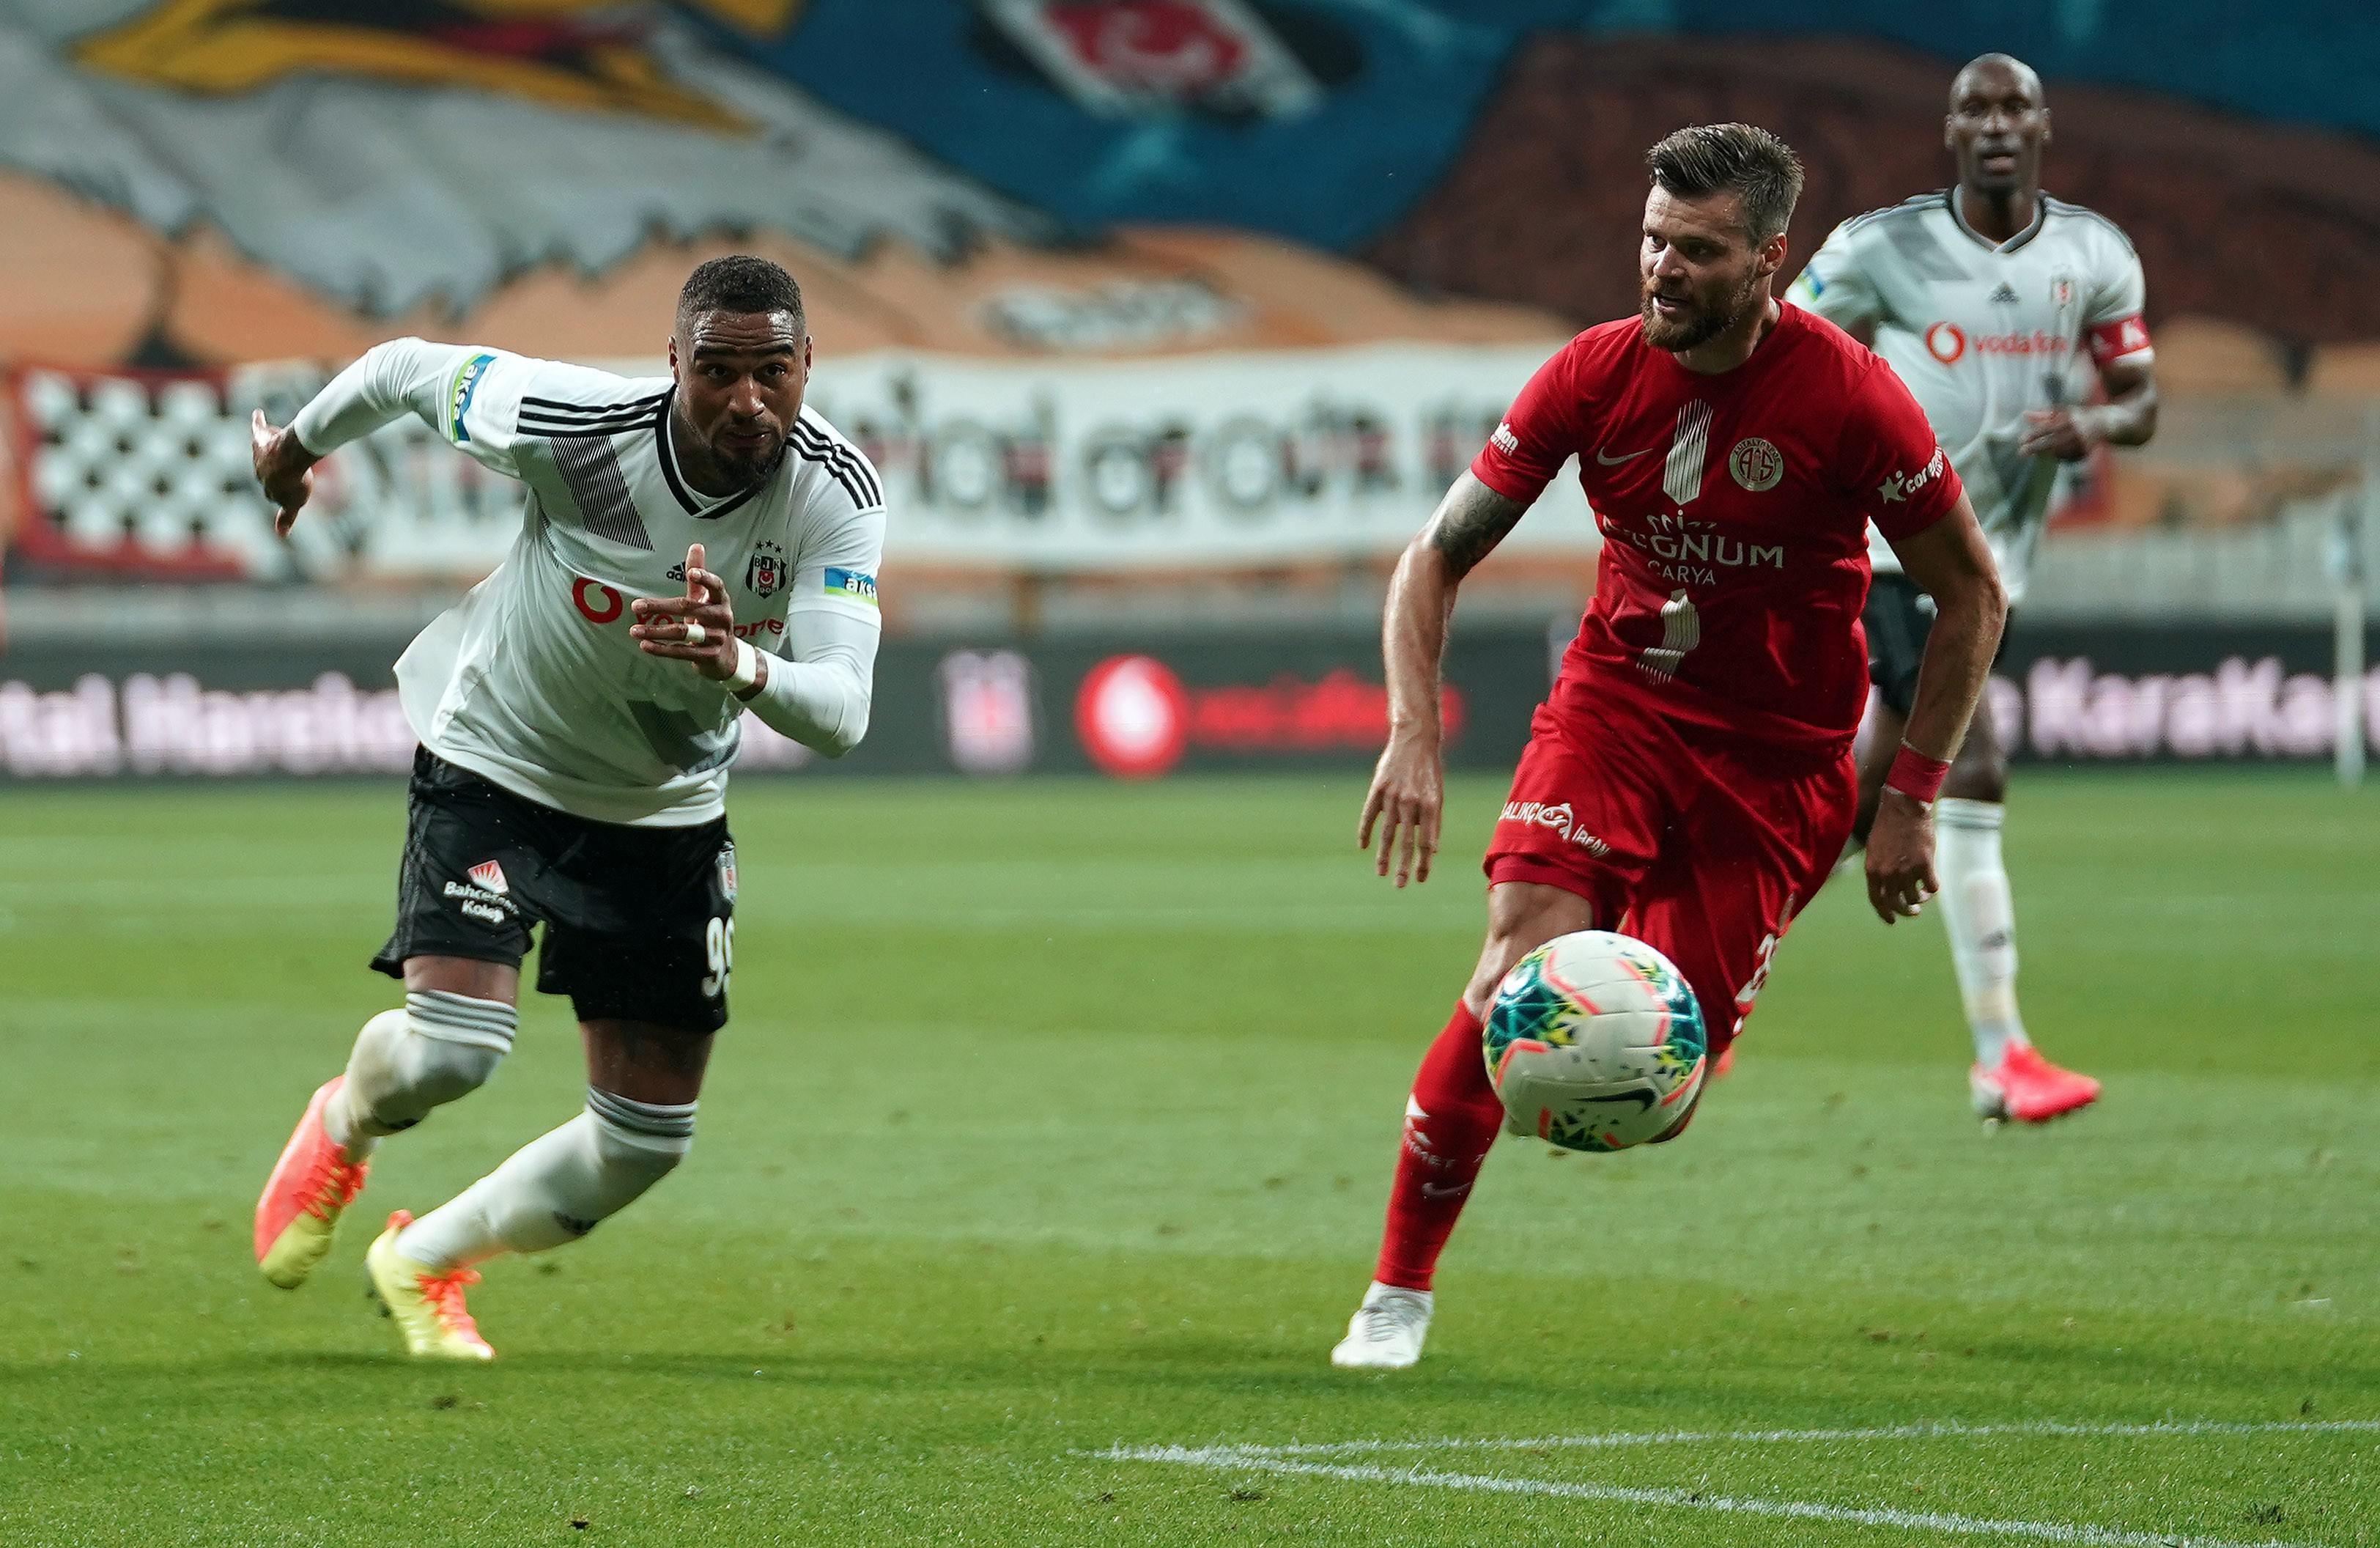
[1466,885,1597,1014]
[1944,751,2007,804]
[403,954,520,1006]
[581,1020,715,1108]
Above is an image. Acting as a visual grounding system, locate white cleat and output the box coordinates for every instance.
[1330,1281,1433,1370]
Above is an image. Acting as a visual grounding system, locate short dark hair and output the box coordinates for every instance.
[1646,124,1805,243]
[677,254,805,333]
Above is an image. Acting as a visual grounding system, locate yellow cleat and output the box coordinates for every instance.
[255,1077,370,1289]
[364,1212,495,1362]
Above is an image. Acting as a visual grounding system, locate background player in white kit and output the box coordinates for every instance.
[247,257,885,1358]
[1791,54,2159,1122]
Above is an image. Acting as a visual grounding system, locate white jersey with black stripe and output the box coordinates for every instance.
[1789,192,2151,602]
[292,339,885,826]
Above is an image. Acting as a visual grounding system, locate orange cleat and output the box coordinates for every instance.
[365,1211,495,1360]
[255,1077,370,1289]
[1971,1043,2101,1124]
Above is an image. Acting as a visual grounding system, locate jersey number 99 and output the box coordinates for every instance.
[701,916,734,1000]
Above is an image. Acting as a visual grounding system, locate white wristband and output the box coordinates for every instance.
[725,637,761,695]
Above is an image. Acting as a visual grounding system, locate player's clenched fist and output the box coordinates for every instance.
[631,541,739,681]
[251,409,320,537]
[1360,729,1444,888]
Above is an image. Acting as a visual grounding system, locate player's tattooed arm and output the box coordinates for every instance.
[1363,473,1532,888]
[1421,473,1529,580]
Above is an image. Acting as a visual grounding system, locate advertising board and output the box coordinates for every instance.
[2,622,2372,784]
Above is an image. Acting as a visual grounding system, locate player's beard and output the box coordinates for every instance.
[710,428,788,488]
[1638,265,1762,353]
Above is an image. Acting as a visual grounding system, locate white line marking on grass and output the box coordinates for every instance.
[1100,1444,2314,1548]
[1248,1416,2380,1458]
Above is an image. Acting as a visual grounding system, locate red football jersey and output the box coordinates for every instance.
[1474,303,1962,752]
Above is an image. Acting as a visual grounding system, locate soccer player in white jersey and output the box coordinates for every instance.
[1789,54,2158,1123]
[247,257,886,1359]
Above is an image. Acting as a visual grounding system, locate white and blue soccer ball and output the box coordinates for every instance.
[1482,930,1709,1153]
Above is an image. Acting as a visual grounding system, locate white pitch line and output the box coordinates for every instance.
[1100,1444,2313,1548]
[1244,1416,2380,1458]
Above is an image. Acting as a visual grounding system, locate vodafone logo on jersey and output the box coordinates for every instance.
[572,576,624,624]
[1076,655,1191,778]
[1926,322,2076,366]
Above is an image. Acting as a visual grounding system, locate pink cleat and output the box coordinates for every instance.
[255,1077,371,1288]
[1971,1044,2101,1124]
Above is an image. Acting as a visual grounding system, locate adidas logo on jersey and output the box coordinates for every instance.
[665,561,687,583]
[1989,283,2019,305]
[468,860,509,895]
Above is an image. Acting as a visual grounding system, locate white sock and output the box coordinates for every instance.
[393,1087,695,1272]
[1365,1280,1432,1310]
[1934,797,2028,1066]
[324,991,517,1157]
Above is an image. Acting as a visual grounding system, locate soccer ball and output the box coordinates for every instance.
[1482,930,1708,1153]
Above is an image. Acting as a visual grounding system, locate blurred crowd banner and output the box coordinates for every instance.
[6,344,1594,580]
[807,345,1592,567]
[2,623,2375,784]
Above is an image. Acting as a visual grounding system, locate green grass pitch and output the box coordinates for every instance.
[1,770,2375,1545]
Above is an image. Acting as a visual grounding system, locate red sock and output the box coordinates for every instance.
[1372,1003,1505,1292]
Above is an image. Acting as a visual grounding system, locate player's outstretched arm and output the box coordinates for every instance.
[1869,495,2008,924]
[1361,471,1528,888]
[252,338,525,535]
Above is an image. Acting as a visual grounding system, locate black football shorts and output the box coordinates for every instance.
[372,749,736,1032]
[1863,572,2014,719]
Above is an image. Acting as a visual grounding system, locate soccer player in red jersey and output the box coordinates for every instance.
[1331,124,2008,1369]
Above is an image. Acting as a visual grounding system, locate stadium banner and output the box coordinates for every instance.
[0,622,2373,784]
[1988,624,2380,764]
[802,345,1592,567]
[0,625,1546,783]
[5,345,1589,583]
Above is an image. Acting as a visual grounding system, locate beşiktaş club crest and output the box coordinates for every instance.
[1728,438,1784,493]
[744,542,788,599]
[717,844,737,904]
